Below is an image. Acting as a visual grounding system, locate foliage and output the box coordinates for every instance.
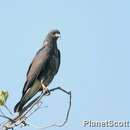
[0,90,8,106]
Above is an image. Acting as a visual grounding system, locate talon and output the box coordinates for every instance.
[45,89,50,96]
[43,87,50,96]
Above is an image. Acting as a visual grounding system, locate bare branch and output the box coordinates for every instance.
[0,87,72,130]
[27,87,72,129]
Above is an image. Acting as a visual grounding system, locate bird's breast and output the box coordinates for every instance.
[39,50,60,86]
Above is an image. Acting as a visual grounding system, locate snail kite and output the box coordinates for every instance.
[14,30,61,113]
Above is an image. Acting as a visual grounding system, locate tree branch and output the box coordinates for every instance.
[0,87,72,130]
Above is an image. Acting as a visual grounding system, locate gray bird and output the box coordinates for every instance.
[14,30,61,113]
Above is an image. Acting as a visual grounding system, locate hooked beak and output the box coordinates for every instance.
[55,33,61,38]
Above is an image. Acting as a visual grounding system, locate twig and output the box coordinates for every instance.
[4,105,13,115]
[0,108,5,116]
[0,115,14,122]
[27,101,43,118]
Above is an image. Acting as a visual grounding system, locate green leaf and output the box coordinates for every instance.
[0,90,9,106]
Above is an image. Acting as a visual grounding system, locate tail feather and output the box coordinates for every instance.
[14,79,41,113]
[14,96,28,112]
[14,101,22,112]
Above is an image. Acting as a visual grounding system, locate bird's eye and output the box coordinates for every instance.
[51,31,60,38]
[52,32,56,35]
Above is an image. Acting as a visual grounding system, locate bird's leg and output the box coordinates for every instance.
[41,80,50,95]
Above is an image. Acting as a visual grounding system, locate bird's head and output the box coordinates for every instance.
[48,30,61,40]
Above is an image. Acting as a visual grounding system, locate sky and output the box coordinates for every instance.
[0,0,130,130]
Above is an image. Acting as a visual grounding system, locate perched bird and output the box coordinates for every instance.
[14,30,61,113]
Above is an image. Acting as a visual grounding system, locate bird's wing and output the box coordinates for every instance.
[26,47,45,77]
[23,47,50,94]
[54,49,61,74]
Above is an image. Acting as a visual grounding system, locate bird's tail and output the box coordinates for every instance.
[14,80,41,113]
[14,101,22,113]
[14,91,31,113]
